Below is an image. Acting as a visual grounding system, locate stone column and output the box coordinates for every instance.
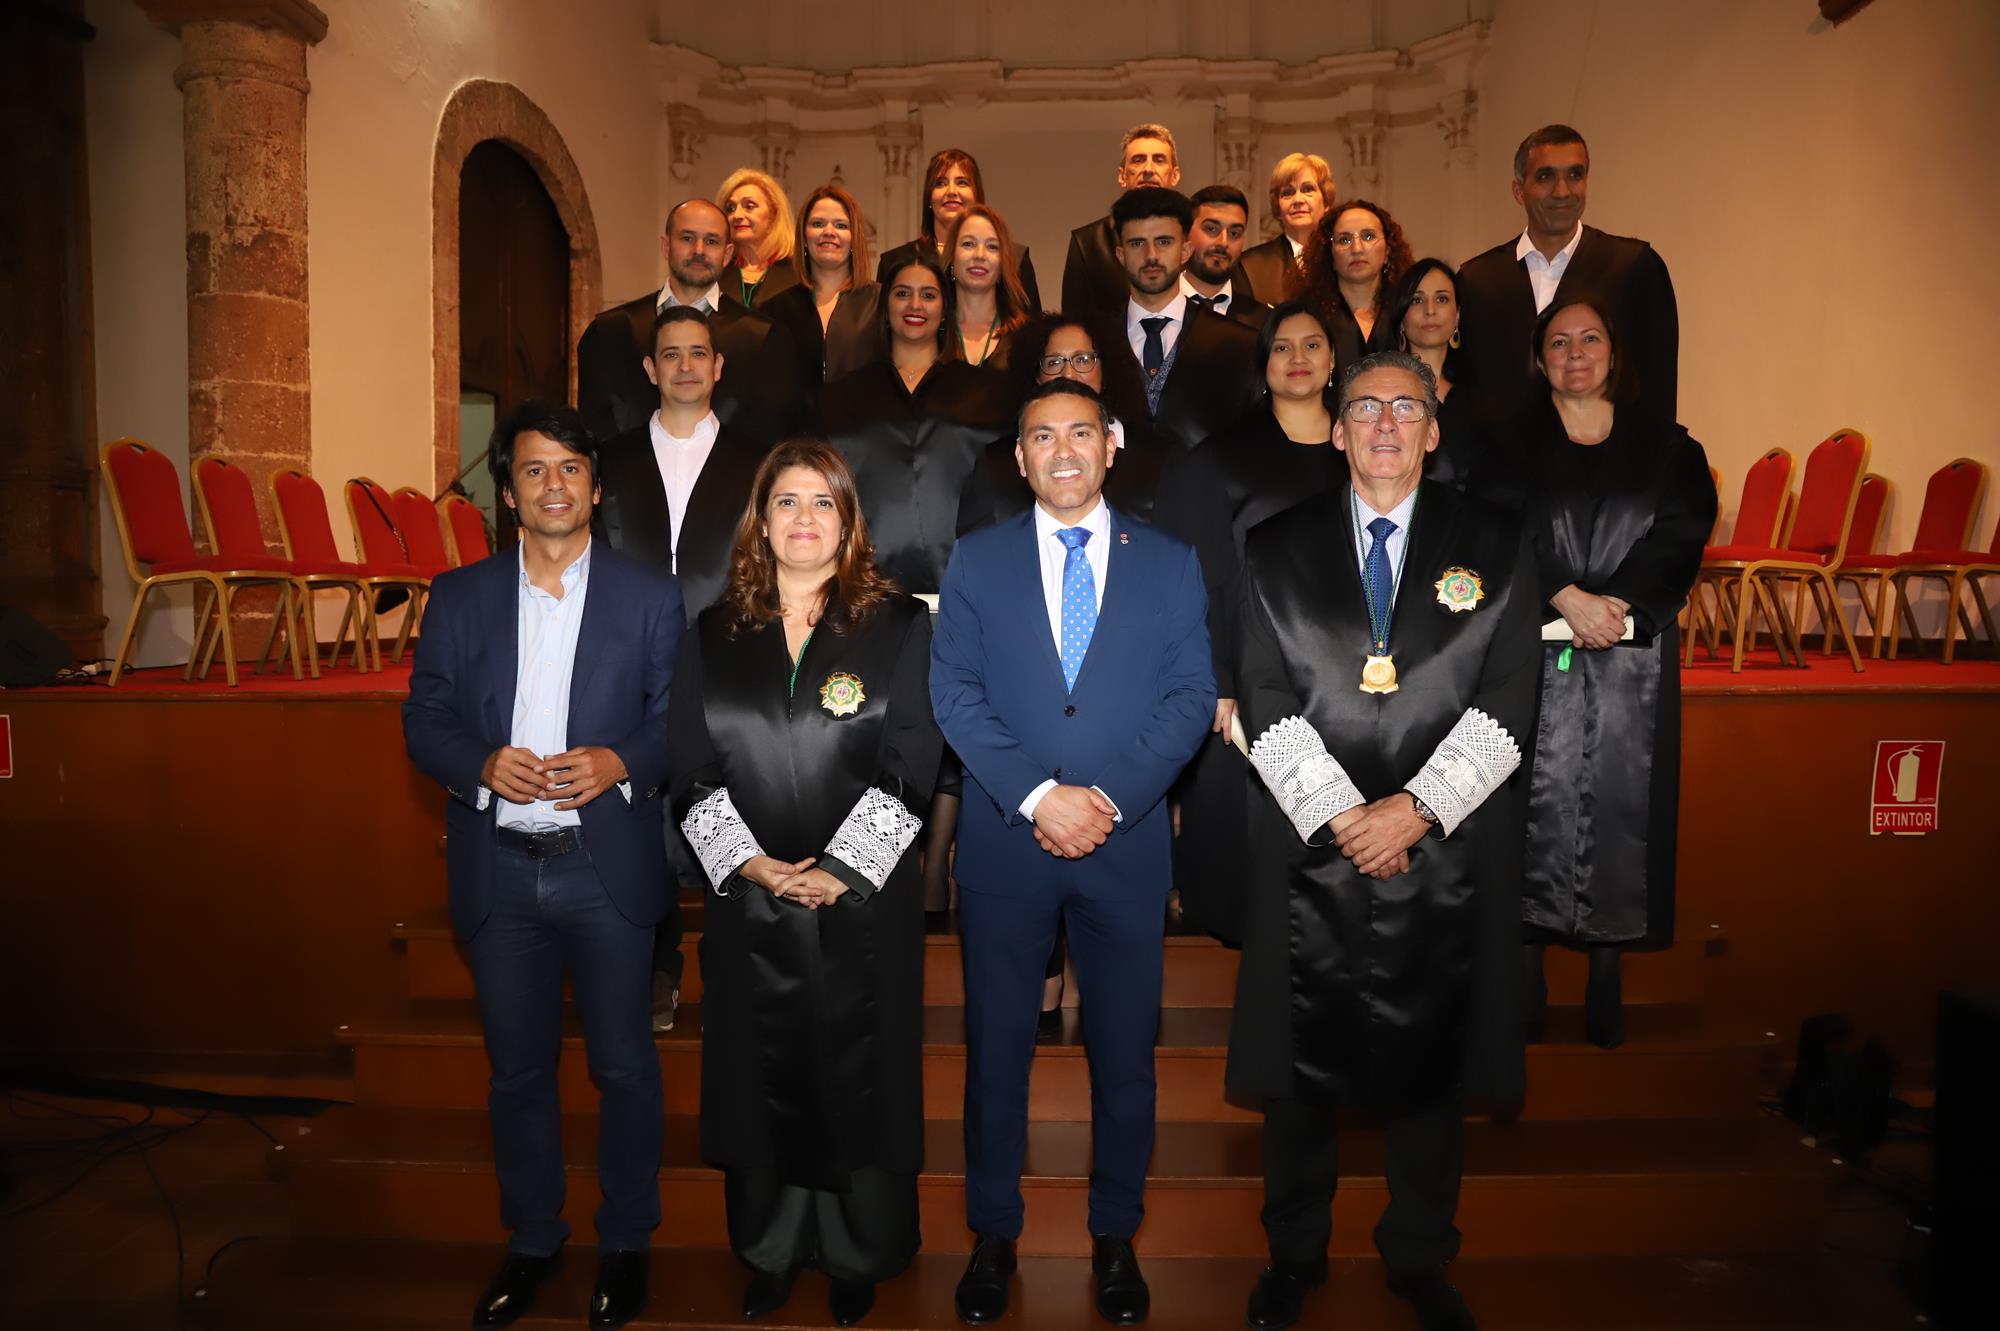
[876,101,924,245]
[1342,113,1386,197]
[1436,90,1481,262]
[1213,96,1261,232]
[138,1,327,544]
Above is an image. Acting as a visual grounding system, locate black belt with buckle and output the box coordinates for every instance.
[497,825,585,859]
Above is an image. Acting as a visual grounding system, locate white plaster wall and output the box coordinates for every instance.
[1473,0,2000,555]
[84,0,192,668]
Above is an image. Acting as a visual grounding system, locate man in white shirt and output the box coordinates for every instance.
[932,379,1214,1326]
[592,305,766,1030]
[1456,123,1679,422]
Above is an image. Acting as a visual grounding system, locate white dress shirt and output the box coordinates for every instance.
[1126,291,1189,365]
[658,281,719,314]
[1515,223,1584,314]
[1179,273,1237,315]
[496,541,594,830]
[1351,487,1419,584]
[647,409,720,570]
[1285,235,1305,261]
[1018,497,1121,823]
[1108,417,1126,451]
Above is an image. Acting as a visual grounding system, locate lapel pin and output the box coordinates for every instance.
[1119,531,1129,545]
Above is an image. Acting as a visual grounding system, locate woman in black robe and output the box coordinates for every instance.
[669,439,942,1327]
[1296,199,1415,373]
[874,147,1042,311]
[763,184,885,411]
[1379,258,1496,495]
[1153,301,1347,944]
[1512,295,1716,1048]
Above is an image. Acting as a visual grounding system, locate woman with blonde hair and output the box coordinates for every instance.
[669,438,942,1327]
[1240,150,1335,303]
[718,166,801,310]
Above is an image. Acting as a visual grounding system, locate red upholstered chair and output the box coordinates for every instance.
[101,439,302,688]
[1887,459,1992,663]
[191,458,315,680]
[268,468,380,672]
[1686,447,1793,663]
[440,492,492,566]
[1828,473,1894,656]
[1697,428,1870,673]
[391,486,455,579]
[342,478,432,666]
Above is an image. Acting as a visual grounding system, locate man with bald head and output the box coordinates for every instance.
[577,197,803,446]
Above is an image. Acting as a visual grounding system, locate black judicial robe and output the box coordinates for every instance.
[592,420,765,622]
[876,239,1042,313]
[721,259,801,312]
[1061,215,1125,325]
[668,595,942,1188]
[956,412,1171,537]
[1514,402,1715,949]
[1093,305,1262,454]
[1425,385,1496,496]
[1456,225,1680,422]
[1228,480,1539,1110]
[1151,410,1346,944]
[1238,234,1300,307]
[575,292,805,446]
[819,359,1012,595]
[763,282,887,409]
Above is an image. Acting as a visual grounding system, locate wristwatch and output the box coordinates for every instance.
[1409,792,1441,827]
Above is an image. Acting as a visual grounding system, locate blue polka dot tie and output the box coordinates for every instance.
[1056,526,1096,692]
[1363,516,1399,642]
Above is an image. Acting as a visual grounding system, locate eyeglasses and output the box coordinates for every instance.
[1039,352,1100,376]
[1342,396,1430,424]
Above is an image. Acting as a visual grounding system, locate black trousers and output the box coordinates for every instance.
[1260,1094,1463,1277]
[724,1165,920,1284]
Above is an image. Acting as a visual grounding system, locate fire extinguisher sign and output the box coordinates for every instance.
[1870,740,1944,835]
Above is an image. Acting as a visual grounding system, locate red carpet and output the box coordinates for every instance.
[14,645,1997,699]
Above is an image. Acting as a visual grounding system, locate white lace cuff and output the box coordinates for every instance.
[1248,715,1364,842]
[682,788,765,893]
[1404,707,1521,839]
[825,786,924,890]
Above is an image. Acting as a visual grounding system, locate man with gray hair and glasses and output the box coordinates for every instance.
[1226,350,1539,1331]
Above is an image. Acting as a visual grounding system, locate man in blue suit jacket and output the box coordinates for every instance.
[404,403,684,1330]
[932,379,1215,1326]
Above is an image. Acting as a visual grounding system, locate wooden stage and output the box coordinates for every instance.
[1,647,1978,1327]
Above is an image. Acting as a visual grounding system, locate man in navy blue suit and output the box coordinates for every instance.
[403,402,684,1330]
[931,378,1215,1325]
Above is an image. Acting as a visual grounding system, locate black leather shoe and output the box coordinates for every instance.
[829,1278,876,1327]
[1388,1267,1477,1331]
[1245,1262,1326,1329]
[472,1250,561,1328]
[953,1233,1017,1324]
[1091,1234,1150,1325]
[589,1250,647,1329]
[742,1268,796,1319]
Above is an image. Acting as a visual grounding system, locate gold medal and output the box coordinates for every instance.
[819,671,865,717]
[1360,653,1399,694]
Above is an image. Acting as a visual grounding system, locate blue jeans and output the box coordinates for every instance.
[463,842,663,1254]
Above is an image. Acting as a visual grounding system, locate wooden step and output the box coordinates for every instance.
[279,1106,1828,1258]
[340,1002,1772,1123]
[195,1241,1893,1330]
[394,908,1723,1010]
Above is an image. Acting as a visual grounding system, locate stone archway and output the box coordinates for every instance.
[432,79,601,492]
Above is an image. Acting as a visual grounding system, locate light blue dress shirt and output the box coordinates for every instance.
[496,540,595,831]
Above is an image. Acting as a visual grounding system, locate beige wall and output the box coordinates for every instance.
[1476,0,2000,554]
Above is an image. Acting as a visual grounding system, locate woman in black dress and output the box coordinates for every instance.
[874,147,1042,310]
[1513,296,1716,1048]
[763,185,885,404]
[1296,199,1414,372]
[1380,258,1491,493]
[819,250,1010,916]
[670,439,941,1327]
[1153,301,1349,943]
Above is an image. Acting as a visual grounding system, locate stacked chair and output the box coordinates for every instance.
[1885,459,1993,663]
[270,468,392,672]
[1687,429,1870,673]
[439,492,492,565]
[101,439,305,688]
[1825,474,1892,656]
[343,478,435,666]
[1685,447,1792,665]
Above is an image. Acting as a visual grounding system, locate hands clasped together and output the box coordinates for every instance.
[482,745,627,810]
[1327,793,1431,881]
[740,856,850,909]
[1551,584,1630,651]
[1031,784,1120,859]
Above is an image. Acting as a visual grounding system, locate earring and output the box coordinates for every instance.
[1448,328,1462,349]
[1398,331,1410,353]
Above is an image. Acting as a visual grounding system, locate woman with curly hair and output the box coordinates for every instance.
[1297,198,1414,371]
[669,438,942,1327]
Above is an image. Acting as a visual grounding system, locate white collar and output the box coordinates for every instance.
[1285,234,1305,259]
[1033,493,1112,544]
[517,535,592,590]
[1353,485,1419,531]
[1126,290,1189,334]
[658,281,720,312]
[650,409,720,446]
[1515,223,1583,266]
[1178,273,1233,308]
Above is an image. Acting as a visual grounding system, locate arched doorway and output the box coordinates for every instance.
[456,140,570,541]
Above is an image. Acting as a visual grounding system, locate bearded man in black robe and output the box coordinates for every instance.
[1228,350,1538,1331]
